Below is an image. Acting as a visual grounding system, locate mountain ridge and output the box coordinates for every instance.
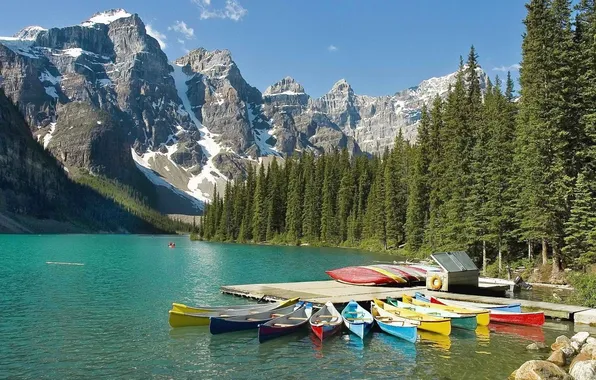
[0,8,488,213]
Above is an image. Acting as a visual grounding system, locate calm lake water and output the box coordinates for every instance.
[0,235,588,379]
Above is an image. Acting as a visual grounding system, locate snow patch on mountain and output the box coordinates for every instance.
[82,9,132,27]
[131,148,203,209]
[43,123,56,148]
[171,64,228,202]
[0,37,40,59]
[13,26,46,40]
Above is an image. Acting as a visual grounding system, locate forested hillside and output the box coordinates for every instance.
[197,0,596,277]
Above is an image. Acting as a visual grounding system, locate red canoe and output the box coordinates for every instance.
[489,310,545,326]
[326,266,395,285]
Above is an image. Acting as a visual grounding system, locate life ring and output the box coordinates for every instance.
[429,274,443,290]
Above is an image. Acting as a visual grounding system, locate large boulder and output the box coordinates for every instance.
[551,335,572,351]
[528,342,548,351]
[569,360,596,380]
[572,332,591,345]
[509,360,572,380]
[547,350,566,367]
[582,343,596,357]
[570,352,592,372]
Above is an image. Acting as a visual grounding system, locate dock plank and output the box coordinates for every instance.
[220,280,592,321]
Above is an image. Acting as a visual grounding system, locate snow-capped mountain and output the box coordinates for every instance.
[0,9,487,213]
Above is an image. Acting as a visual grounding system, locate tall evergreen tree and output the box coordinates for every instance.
[515,0,573,272]
[406,106,431,252]
[252,163,268,242]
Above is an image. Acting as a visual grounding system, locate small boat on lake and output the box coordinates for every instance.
[210,302,304,334]
[386,297,477,331]
[416,293,522,313]
[373,298,451,336]
[428,296,545,326]
[403,295,490,326]
[341,301,373,339]
[371,302,418,343]
[309,301,343,341]
[258,303,313,343]
[169,298,299,328]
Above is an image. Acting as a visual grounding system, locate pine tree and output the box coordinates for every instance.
[337,167,354,243]
[385,131,408,248]
[252,163,267,242]
[515,0,573,272]
[563,172,596,266]
[406,106,431,252]
[285,158,303,243]
[320,152,339,243]
[426,96,446,251]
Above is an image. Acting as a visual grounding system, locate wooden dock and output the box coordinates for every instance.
[221,280,592,321]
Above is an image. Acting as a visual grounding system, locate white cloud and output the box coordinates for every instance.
[493,63,521,72]
[193,0,247,21]
[146,24,167,49]
[328,45,338,52]
[169,20,194,39]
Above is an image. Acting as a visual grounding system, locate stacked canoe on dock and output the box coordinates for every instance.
[325,264,433,285]
[167,292,546,344]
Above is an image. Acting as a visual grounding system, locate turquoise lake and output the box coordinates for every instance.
[0,235,587,379]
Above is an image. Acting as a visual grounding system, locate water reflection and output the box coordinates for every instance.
[475,325,491,347]
[489,323,545,342]
[419,330,452,352]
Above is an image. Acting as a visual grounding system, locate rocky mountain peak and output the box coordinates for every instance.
[174,48,234,75]
[263,76,305,96]
[13,26,46,40]
[330,78,353,94]
[81,9,133,27]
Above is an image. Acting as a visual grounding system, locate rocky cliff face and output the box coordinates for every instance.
[0,8,488,211]
[0,87,163,232]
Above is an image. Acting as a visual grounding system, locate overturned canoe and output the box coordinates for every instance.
[326,266,396,285]
[372,265,422,283]
[309,301,343,341]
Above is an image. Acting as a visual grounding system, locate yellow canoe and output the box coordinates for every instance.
[363,266,408,284]
[402,295,490,326]
[168,298,299,328]
[171,298,298,314]
[373,299,451,336]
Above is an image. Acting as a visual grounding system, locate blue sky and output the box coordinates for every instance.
[1,0,526,97]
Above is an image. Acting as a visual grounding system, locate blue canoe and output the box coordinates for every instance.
[341,300,373,339]
[371,303,418,343]
[414,292,522,313]
[258,303,312,343]
[209,302,303,334]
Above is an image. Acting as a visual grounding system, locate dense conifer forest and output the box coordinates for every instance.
[196,0,596,277]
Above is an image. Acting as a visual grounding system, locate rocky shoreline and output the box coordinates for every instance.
[510,331,596,379]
